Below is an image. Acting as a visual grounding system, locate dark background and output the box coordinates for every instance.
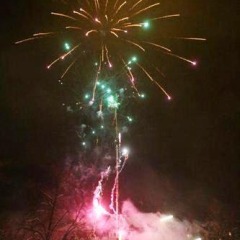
[0,0,239,221]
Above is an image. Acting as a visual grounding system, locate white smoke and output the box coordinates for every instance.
[89,200,202,240]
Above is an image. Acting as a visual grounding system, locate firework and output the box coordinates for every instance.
[15,0,205,102]
[15,1,205,239]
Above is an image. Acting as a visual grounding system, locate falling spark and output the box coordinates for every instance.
[61,57,79,78]
[151,14,180,21]
[85,29,97,36]
[73,10,90,20]
[143,41,172,52]
[65,26,82,30]
[33,32,56,36]
[111,31,119,38]
[15,37,41,44]
[51,12,77,21]
[130,0,144,11]
[113,1,127,17]
[47,44,80,69]
[125,40,145,52]
[173,37,207,41]
[131,3,160,17]
[138,63,171,100]
[166,52,197,65]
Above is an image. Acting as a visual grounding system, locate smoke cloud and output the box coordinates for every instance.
[88,200,202,240]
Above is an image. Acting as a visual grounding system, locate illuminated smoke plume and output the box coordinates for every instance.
[88,199,202,240]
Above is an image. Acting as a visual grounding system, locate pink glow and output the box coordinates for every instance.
[118,229,127,240]
[192,61,197,66]
[93,199,109,218]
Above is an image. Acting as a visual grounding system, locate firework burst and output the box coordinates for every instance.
[16,0,205,102]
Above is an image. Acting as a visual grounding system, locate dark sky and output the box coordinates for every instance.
[0,0,240,219]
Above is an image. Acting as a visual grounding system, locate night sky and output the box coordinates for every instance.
[1,0,240,222]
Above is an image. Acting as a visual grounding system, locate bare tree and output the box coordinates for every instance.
[1,164,94,240]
